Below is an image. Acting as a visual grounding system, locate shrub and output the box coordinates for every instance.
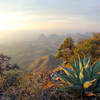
[57,56,100,99]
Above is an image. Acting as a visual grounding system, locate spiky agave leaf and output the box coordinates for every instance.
[58,85,83,94]
[92,73,100,80]
[69,85,83,93]
[57,73,80,85]
[83,62,91,81]
[79,69,84,80]
[62,67,76,78]
[74,58,80,72]
[61,66,72,76]
[78,56,84,82]
[74,58,82,82]
[92,60,100,74]
[57,84,83,94]
[94,87,100,93]
[83,79,96,89]
[81,56,92,82]
[94,81,100,93]
[83,68,91,82]
[61,65,81,83]
[78,55,83,71]
[69,62,78,74]
[57,85,71,93]
[84,56,92,79]
[83,56,90,68]
[69,62,81,82]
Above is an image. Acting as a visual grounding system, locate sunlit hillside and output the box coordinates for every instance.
[29,55,62,73]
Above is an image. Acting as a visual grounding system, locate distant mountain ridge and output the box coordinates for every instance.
[29,55,62,73]
[0,33,92,70]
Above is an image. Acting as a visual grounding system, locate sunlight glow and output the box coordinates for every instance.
[0,13,18,32]
[0,12,31,32]
[0,12,70,33]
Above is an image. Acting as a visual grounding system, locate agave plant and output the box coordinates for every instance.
[57,56,100,99]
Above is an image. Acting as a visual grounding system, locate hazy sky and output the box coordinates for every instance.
[0,0,100,41]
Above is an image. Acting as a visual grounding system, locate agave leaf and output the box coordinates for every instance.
[62,69,71,76]
[69,63,79,78]
[83,55,90,66]
[57,74,80,85]
[69,63,77,73]
[56,73,68,82]
[69,85,83,93]
[96,80,100,87]
[79,69,84,80]
[83,68,91,82]
[94,87,100,93]
[92,60,100,74]
[57,85,71,93]
[74,58,80,71]
[74,58,80,80]
[84,57,91,69]
[83,56,92,79]
[78,56,84,82]
[62,67,76,78]
[78,55,83,70]
[83,79,96,89]
[57,87,69,92]
[69,62,81,82]
[92,73,100,79]
[86,59,91,70]
[83,56,91,71]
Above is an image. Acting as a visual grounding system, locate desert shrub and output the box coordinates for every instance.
[3,70,23,89]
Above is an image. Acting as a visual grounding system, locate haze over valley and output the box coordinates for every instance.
[0,33,92,70]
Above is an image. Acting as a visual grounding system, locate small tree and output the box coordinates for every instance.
[56,37,74,65]
[91,33,100,59]
[74,39,93,56]
[0,54,19,76]
[74,33,100,61]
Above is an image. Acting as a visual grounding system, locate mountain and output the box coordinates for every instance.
[66,33,92,42]
[0,33,92,70]
[0,34,65,68]
[29,55,62,73]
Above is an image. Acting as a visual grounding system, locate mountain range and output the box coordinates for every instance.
[0,33,92,71]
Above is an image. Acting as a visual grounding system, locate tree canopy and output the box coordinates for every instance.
[56,33,100,64]
[56,37,74,64]
[0,54,19,76]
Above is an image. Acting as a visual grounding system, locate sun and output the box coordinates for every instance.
[0,12,39,32]
[0,13,24,32]
[0,13,13,32]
